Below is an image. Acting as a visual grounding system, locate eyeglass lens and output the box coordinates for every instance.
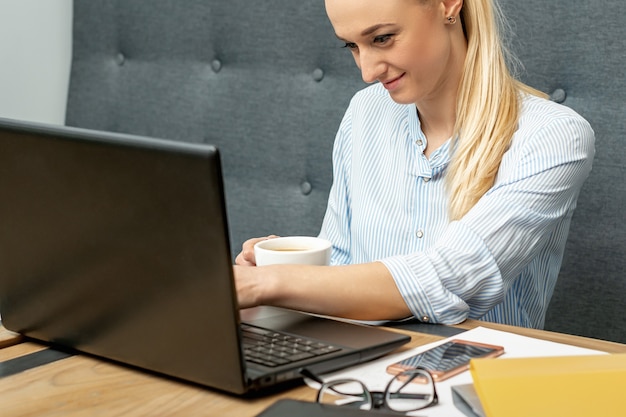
[318,379,373,410]
[385,369,436,412]
[317,369,435,413]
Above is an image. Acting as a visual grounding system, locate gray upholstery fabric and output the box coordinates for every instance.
[66,0,625,343]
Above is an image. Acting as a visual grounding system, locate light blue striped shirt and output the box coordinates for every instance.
[319,83,595,328]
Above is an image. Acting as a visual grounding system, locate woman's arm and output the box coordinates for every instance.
[233,261,411,321]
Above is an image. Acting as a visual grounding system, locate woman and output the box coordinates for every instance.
[234,0,594,328]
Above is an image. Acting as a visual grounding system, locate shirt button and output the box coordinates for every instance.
[423,177,431,183]
[421,315,430,322]
[415,139,424,146]
[416,229,424,239]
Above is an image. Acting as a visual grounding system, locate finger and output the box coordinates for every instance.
[235,251,255,266]
[235,235,280,266]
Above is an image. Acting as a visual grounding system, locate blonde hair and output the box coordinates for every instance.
[447,0,547,220]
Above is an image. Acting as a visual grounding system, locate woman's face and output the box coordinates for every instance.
[325,0,462,106]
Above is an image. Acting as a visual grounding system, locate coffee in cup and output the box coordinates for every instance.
[254,236,332,266]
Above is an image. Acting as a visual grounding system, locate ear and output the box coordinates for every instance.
[442,0,463,18]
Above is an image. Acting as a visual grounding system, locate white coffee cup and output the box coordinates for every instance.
[254,236,332,266]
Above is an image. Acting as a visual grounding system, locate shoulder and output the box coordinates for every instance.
[500,94,596,180]
[512,94,595,156]
[518,94,594,142]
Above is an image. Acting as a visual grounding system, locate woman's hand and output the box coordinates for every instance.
[234,235,279,266]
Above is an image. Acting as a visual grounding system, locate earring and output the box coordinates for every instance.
[447,16,457,24]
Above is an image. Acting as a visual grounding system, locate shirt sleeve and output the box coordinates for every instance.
[382,113,595,324]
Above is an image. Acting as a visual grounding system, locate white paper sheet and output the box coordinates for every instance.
[305,326,607,417]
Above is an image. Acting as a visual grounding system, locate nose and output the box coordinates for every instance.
[356,50,385,84]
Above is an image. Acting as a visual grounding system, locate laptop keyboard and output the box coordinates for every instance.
[241,324,342,368]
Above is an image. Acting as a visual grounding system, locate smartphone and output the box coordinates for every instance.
[386,339,504,382]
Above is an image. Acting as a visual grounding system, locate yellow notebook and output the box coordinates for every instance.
[470,353,626,417]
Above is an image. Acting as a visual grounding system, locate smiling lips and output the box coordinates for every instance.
[382,73,405,91]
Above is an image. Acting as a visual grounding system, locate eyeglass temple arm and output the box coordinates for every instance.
[300,368,325,385]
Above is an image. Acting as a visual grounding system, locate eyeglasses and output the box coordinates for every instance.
[302,367,438,414]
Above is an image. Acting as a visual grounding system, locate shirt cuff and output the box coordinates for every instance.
[381,254,470,324]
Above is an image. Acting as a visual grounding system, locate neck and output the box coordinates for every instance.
[417,101,457,158]
[416,28,466,158]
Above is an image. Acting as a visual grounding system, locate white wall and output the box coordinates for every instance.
[0,0,72,125]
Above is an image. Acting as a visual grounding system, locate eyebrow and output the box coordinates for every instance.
[361,23,395,37]
[335,23,396,42]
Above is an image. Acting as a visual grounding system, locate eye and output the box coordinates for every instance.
[342,42,358,50]
[373,34,393,45]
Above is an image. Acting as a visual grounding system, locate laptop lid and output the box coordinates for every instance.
[0,118,409,394]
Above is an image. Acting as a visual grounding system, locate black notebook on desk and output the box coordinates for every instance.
[0,118,409,395]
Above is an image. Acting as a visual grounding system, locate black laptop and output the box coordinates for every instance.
[0,118,409,394]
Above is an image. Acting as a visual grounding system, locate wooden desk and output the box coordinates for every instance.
[2,320,625,417]
[0,323,22,349]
